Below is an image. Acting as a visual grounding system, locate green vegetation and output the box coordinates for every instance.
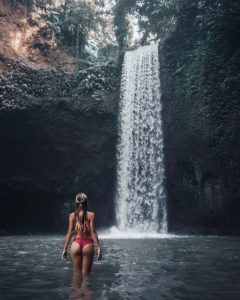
[6,0,239,96]
[43,1,120,89]
[45,1,96,57]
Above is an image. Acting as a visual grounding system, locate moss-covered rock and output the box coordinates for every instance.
[0,55,119,234]
[160,0,240,234]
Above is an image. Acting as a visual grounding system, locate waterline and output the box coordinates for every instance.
[99,226,187,239]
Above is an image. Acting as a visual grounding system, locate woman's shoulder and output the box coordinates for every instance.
[69,212,76,219]
[87,211,95,218]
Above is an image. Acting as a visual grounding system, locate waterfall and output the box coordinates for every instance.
[115,43,167,234]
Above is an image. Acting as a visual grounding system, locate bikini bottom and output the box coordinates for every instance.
[73,237,93,251]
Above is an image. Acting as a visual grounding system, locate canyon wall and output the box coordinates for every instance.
[160,1,240,234]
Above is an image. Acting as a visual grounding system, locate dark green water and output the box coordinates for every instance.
[0,235,240,299]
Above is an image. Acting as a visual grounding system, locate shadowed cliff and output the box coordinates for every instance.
[160,0,240,234]
[0,57,119,234]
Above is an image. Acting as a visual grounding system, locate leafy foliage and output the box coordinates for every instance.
[133,0,177,42]
[112,0,178,47]
[43,1,98,57]
[75,60,120,96]
[113,0,131,50]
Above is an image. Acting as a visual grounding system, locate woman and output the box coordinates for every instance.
[62,193,102,277]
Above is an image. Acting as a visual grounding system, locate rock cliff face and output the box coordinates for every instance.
[0,55,118,234]
[160,2,240,234]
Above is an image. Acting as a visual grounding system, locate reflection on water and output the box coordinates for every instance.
[0,235,240,299]
[70,275,93,300]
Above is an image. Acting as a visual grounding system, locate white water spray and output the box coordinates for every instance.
[114,43,167,235]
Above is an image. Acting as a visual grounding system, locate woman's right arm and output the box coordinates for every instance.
[62,213,75,260]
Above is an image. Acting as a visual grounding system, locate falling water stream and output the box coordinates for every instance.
[115,43,167,234]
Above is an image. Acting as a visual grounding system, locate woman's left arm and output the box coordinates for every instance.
[89,213,102,261]
[62,213,75,260]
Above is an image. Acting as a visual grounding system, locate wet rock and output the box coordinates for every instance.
[160,4,240,235]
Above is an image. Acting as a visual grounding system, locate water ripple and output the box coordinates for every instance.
[0,235,240,299]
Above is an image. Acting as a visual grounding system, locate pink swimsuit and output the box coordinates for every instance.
[73,237,93,249]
